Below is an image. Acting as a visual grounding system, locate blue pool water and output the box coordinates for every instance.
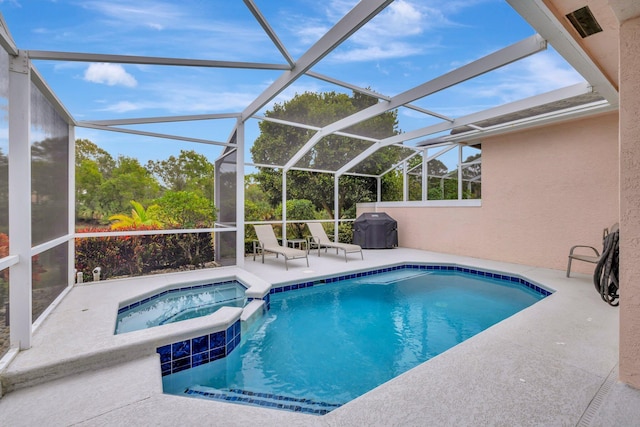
[162,269,546,414]
[115,280,246,334]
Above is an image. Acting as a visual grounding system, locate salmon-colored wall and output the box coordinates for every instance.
[358,112,619,273]
[619,14,640,389]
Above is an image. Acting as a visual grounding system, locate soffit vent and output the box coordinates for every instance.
[566,6,603,38]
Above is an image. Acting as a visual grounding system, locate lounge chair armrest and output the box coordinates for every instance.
[569,245,600,257]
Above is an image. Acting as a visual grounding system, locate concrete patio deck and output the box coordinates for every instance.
[0,247,638,426]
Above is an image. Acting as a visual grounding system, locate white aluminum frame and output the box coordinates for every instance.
[8,50,33,350]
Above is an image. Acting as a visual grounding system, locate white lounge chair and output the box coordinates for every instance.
[253,225,309,270]
[306,222,363,262]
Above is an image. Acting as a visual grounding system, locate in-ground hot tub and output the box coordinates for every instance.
[115,280,247,334]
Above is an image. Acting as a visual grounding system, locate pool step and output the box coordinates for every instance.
[184,385,342,415]
[355,270,432,285]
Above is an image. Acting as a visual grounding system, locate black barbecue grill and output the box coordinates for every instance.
[353,212,398,249]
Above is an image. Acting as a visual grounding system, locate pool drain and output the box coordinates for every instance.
[576,365,617,427]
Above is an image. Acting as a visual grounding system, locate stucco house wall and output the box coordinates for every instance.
[618,12,640,389]
[357,112,619,274]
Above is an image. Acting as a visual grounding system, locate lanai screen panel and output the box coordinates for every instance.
[30,81,69,246]
[290,105,406,172]
[0,46,9,359]
[215,147,237,267]
[30,80,70,322]
[348,145,418,176]
[293,134,374,171]
[250,119,318,167]
[408,161,423,201]
[32,242,68,322]
[0,48,8,239]
[113,117,238,145]
[311,1,536,100]
[462,145,481,200]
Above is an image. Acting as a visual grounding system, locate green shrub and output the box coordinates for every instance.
[75,226,214,279]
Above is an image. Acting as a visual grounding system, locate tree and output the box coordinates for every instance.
[76,139,115,176]
[251,91,401,218]
[426,158,454,200]
[245,175,276,222]
[146,150,215,201]
[76,158,105,221]
[461,153,481,199]
[276,199,316,238]
[96,156,161,215]
[75,139,116,222]
[153,191,216,228]
[381,168,403,201]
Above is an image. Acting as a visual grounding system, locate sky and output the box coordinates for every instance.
[0,0,585,170]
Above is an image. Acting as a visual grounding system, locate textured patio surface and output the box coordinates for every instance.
[1,248,639,426]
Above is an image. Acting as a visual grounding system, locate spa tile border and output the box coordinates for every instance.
[268,264,552,298]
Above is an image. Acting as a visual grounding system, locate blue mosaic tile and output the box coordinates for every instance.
[172,357,191,373]
[172,340,190,359]
[267,263,550,307]
[227,338,236,353]
[192,335,209,354]
[192,352,209,367]
[210,346,226,361]
[157,344,172,364]
[210,331,225,349]
[161,362,171,376]
[226,324,234,339]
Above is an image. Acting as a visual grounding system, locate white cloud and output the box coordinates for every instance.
[331,42,424,62]
[317,0,452,63]
[80,1,183,31]
[84,63,137,87]
[467,52,584,104]
[97,85,260,115]
[100,101,140,113]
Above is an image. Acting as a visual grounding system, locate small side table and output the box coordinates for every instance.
[287,238,306,251]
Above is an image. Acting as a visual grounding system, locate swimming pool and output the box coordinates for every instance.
[160,265,549,414]
[115,280,247,334]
